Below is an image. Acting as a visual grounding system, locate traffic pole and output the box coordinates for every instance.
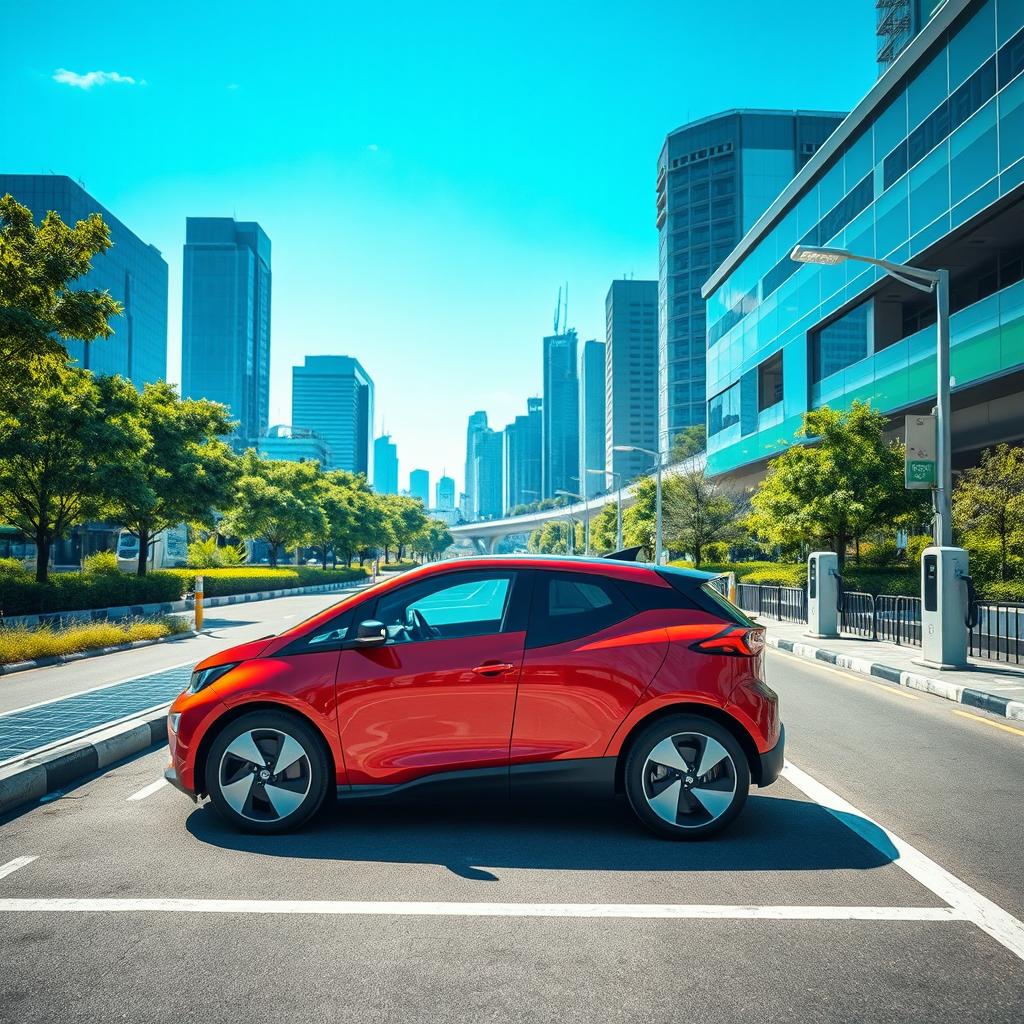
[194,575,204,631]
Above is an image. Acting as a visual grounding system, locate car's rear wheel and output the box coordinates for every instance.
[205,711,329,833]
[624,714,749,839]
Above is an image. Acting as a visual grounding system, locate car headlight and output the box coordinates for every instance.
[188,662,239,694]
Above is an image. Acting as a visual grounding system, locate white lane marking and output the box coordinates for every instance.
[782,761,1024,962]
[0,857,38,881]
[0,899,966,921]
[126,778,169,802]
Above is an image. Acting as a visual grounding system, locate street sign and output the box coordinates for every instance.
[905,414,937,489]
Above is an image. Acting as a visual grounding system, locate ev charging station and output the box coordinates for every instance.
[806,551,840,639]
[919,546,971,669]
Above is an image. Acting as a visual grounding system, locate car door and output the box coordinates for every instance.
[510,569,669,766]
[335,568,530,788]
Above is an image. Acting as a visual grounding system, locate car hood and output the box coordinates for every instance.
[194,635,278,671]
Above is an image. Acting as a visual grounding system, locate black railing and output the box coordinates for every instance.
[874,594,922,647]
[840,591,876,639]
[735,583,807,624]
[969,602,1024,664]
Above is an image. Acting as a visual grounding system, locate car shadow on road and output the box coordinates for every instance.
[185,789,897,879]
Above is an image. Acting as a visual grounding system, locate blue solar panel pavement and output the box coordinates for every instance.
[0,664,193,762]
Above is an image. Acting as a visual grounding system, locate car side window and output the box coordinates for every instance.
[526,571,636,649]
[373,572,515,644]
[281,609,355,654]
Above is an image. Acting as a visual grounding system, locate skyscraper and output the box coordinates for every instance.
[409,469,430,507]
[0,174,168,388]
[373,435,398,494]
[504,397,542,511]
[578,340,606,497]
[182,217,271,447]
[291,355,373,475]
[464,411,489,517]
[542,329,580,499]
[876,0,929,75]
[435,475,455,511]
[472,428,504,520]
[256,425,331,466]
[656,110,845,452]
[606,279,659,483]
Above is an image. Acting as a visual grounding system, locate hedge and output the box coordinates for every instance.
[0,565,368,617]
[669,560,921,596]
[0,615,191,665]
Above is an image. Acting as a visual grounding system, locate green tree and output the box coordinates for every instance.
[664,464,744,567]
[104,382,238,575]
[0,195,122,373]
[0,359,147,582]
[953,443,1024,581]
[221,452,325,567]
[382,495,429,560]
[669,424,707,464]
[588,502,621,554]
[747,401,925,570]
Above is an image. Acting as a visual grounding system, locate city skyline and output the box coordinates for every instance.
[0,1,877,494]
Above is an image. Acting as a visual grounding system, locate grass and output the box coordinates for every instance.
[0,615,191,666]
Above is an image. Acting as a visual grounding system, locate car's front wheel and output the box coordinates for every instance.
[624,714,750,839]
[205,710,330,833]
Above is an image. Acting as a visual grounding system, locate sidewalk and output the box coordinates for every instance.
[762,617,1024,720]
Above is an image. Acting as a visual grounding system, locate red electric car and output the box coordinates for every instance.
[166,556,783,839]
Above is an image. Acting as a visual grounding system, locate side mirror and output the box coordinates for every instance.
[353,619,387,646]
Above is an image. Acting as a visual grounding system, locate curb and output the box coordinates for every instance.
[0,707,169,816]
[1,577,369,630]
[0,629,198,677]
[767,636,1024,722]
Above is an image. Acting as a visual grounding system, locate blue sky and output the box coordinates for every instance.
[2,1,876,495]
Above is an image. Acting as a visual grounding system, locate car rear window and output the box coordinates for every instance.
[698,581,757,627]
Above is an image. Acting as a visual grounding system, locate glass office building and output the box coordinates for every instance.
[409,469,430,507]
[578,339,606,497]
[435,475,456,511]
[542,329,580,498]
[0,174,168,387]
[182,217,271,447]
[291,355,373,475]
[504,397,542,511]
[656,111,846,453]
[373,434,399,494]
[256,425,331,466]
[702,0,1024,483]
[605,279,659,482]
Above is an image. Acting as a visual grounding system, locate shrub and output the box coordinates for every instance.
[156,565,367,599]
[188,538,249,568]
[383,559,419,572]
[906,534,932,565]
[0,614,191,665]
[0,557,29,579]
[739,565,806,587]
[981,580,1024,603]
[82,550,120,575]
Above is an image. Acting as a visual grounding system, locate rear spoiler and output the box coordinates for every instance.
[602,546,644,562]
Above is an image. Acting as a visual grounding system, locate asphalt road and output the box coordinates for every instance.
[0,629,1022,1022]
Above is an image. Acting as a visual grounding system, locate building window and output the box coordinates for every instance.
[708,383,741,436]
[757,352,783,411]
[810,304,870,384]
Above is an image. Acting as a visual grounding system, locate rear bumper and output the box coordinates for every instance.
[757,723,785,787]
[164,764,198,802]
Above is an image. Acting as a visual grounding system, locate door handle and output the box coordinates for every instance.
[471,662,514,677]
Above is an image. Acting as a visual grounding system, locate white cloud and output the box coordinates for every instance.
[227,82,240,90]
[367,143,379,152]
[52,68,139,90]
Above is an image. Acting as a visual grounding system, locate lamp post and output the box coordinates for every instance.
[613,445,663,563]
[790,244,952,546]
[556,489,589,555]
[587,468,623,550]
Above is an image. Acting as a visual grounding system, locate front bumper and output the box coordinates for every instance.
[757,723,785,787]
[164,764,198,802]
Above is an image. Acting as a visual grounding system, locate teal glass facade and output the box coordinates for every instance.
[0,175,168,388]
[703,0,1024,479]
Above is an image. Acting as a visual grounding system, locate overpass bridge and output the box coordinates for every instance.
[448,453,705,553]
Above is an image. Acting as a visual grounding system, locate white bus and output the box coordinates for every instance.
[116,524,189,572]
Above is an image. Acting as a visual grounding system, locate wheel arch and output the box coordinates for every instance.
[193,701,337,798]
[613,702,762,794]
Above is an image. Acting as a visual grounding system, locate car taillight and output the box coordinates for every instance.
[690,626,765,657]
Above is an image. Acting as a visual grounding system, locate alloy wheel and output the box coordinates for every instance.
[217,727,312,823]
[641,732,738,828]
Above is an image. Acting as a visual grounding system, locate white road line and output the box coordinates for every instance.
[0,857,38,881]
[782,761,1024,962]
[0,899,967,921]
[126,778,169,802]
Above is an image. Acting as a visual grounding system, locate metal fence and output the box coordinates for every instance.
[735,584,807,624]
[874,594,922,647]
[840,591,877,639]
[969,602,1024,664]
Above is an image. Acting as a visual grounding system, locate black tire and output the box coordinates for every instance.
[205,710,330,834]
[624,714,750,840]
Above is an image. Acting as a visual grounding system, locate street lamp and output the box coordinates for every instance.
[790,244,952,546]
[614,445,663,564]
[556,489,589,555]
[587,468,623,550]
